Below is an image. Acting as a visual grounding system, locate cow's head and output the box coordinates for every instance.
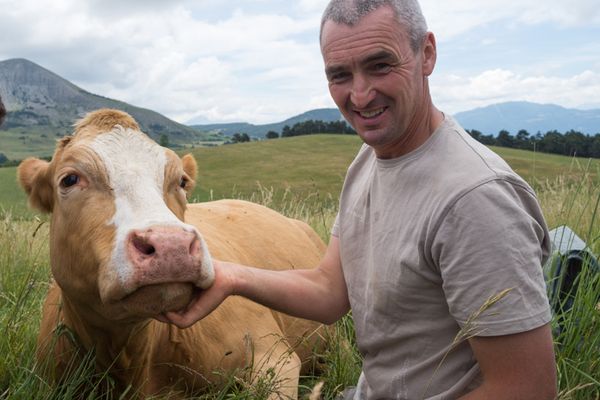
[18,109,214,323]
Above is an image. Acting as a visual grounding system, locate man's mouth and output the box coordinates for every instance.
[357,107,386,119]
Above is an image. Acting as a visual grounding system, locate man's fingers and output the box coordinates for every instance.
[163,292,215,328]
[153,313,170,324]
[163,311,195,329]
[154,261,230,329]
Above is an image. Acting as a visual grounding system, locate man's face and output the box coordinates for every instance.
[321,6,434,158]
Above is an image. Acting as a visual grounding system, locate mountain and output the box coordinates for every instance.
[0,58,212,144]
[191,108,344,138]
[193,101,600,139]
[453,101,600,136]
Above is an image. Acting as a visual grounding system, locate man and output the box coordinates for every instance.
[163,1,557,398]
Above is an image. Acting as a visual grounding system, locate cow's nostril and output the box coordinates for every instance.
[133,237,156,256]
[189,237,200,257]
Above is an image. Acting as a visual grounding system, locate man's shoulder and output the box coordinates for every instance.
[433,117,528,188]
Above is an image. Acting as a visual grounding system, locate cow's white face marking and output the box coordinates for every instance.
[88,126,213,297]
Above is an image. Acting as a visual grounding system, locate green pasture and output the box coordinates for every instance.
[490,145,600,186]
[1,134,600,398]
[188,135,362,205]
[0,166,30,219]
[3,134,600,221]
[0,126,59,161]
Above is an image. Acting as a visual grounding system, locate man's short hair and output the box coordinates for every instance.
[320,0,428,52]
[0,96,5,127]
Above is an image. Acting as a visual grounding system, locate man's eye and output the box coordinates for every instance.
[60,174,80,188]
[329,72,350,84]
[373,63,392,73]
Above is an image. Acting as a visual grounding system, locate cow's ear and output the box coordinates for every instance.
[17,158,54,213]
[181,154,197,198]
[181,154,197,182]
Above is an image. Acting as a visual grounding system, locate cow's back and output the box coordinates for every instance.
[186,200,325,269]
[185,200,328,364]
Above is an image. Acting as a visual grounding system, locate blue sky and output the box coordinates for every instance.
[0,0,599,124]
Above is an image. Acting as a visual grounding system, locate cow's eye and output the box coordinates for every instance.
[179,176,188,189]
[60,174,80,188]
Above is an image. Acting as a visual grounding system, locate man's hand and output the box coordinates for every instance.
[155,236,350,329]
[157,259,236,328]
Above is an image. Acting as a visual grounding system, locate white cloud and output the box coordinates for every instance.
[0,0,599,125]
[298,0,329,14]
[0,0,329,124]
[422,0,600,41]
[432,69,600,114]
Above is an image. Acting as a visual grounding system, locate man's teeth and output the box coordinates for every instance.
[360,108,385,118]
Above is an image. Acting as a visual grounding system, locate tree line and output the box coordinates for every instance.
[264,119,356,139]
[227,119,356,143]
[7,121,595,166]
[467,128,600,158]
[267,119,600,159]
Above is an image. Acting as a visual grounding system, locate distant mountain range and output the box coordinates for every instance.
[191,108,345,138]
[1,57,599,147]
[195,103,600,138]
[0,58,212,144]
[454,102,600,136]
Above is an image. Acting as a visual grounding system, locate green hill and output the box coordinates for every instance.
[2,134,599,220]
[190,108,344,139]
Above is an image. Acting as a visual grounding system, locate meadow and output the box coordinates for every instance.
[1,134,599,399]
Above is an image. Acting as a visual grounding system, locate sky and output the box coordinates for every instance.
[1,0,599,125]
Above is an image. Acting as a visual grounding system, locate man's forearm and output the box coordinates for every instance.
[231,262,350,324]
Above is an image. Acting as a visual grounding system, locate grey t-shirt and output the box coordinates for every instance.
[332,116,552,399]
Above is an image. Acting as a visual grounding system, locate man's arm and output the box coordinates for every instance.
[162,236,350,328]
[459,324,557,400]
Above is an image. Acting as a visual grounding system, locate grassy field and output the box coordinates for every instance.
[3,134,600,220]
[0,126,61,161]
[1,135,600,398]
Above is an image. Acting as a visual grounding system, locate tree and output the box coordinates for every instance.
[159,134,170,147]
[591,134,600,158]
[538,130,565,155]
[231,133,250,143]
[265,131,279,139]
[515,129,531,150]
[496,130,515,148]
[563,130,588,157]
[281,125,292,137]
[467,129,483,142]
[0,153,7,165]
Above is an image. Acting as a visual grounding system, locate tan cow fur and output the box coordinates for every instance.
[20,109,328,399]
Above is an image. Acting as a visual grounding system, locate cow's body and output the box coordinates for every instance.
[20,109,327,399]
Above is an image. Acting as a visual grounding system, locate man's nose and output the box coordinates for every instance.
[350,74,375,108]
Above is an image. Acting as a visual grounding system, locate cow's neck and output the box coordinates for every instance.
[60,292,154,373]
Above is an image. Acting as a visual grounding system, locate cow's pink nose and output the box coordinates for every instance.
[129,227,199,258]
[126,226,202,280]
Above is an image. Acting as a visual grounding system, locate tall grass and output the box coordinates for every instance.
[533,162,600,399]
[1,168,599,399]
[0,213,50,398]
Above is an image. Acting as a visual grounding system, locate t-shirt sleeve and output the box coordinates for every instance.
[431,178,552,336]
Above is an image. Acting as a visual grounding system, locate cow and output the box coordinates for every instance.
[18,109,328,399]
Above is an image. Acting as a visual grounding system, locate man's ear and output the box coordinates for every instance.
[17,158,54,213]
[181,154,197,198]
[421,31,437,77]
